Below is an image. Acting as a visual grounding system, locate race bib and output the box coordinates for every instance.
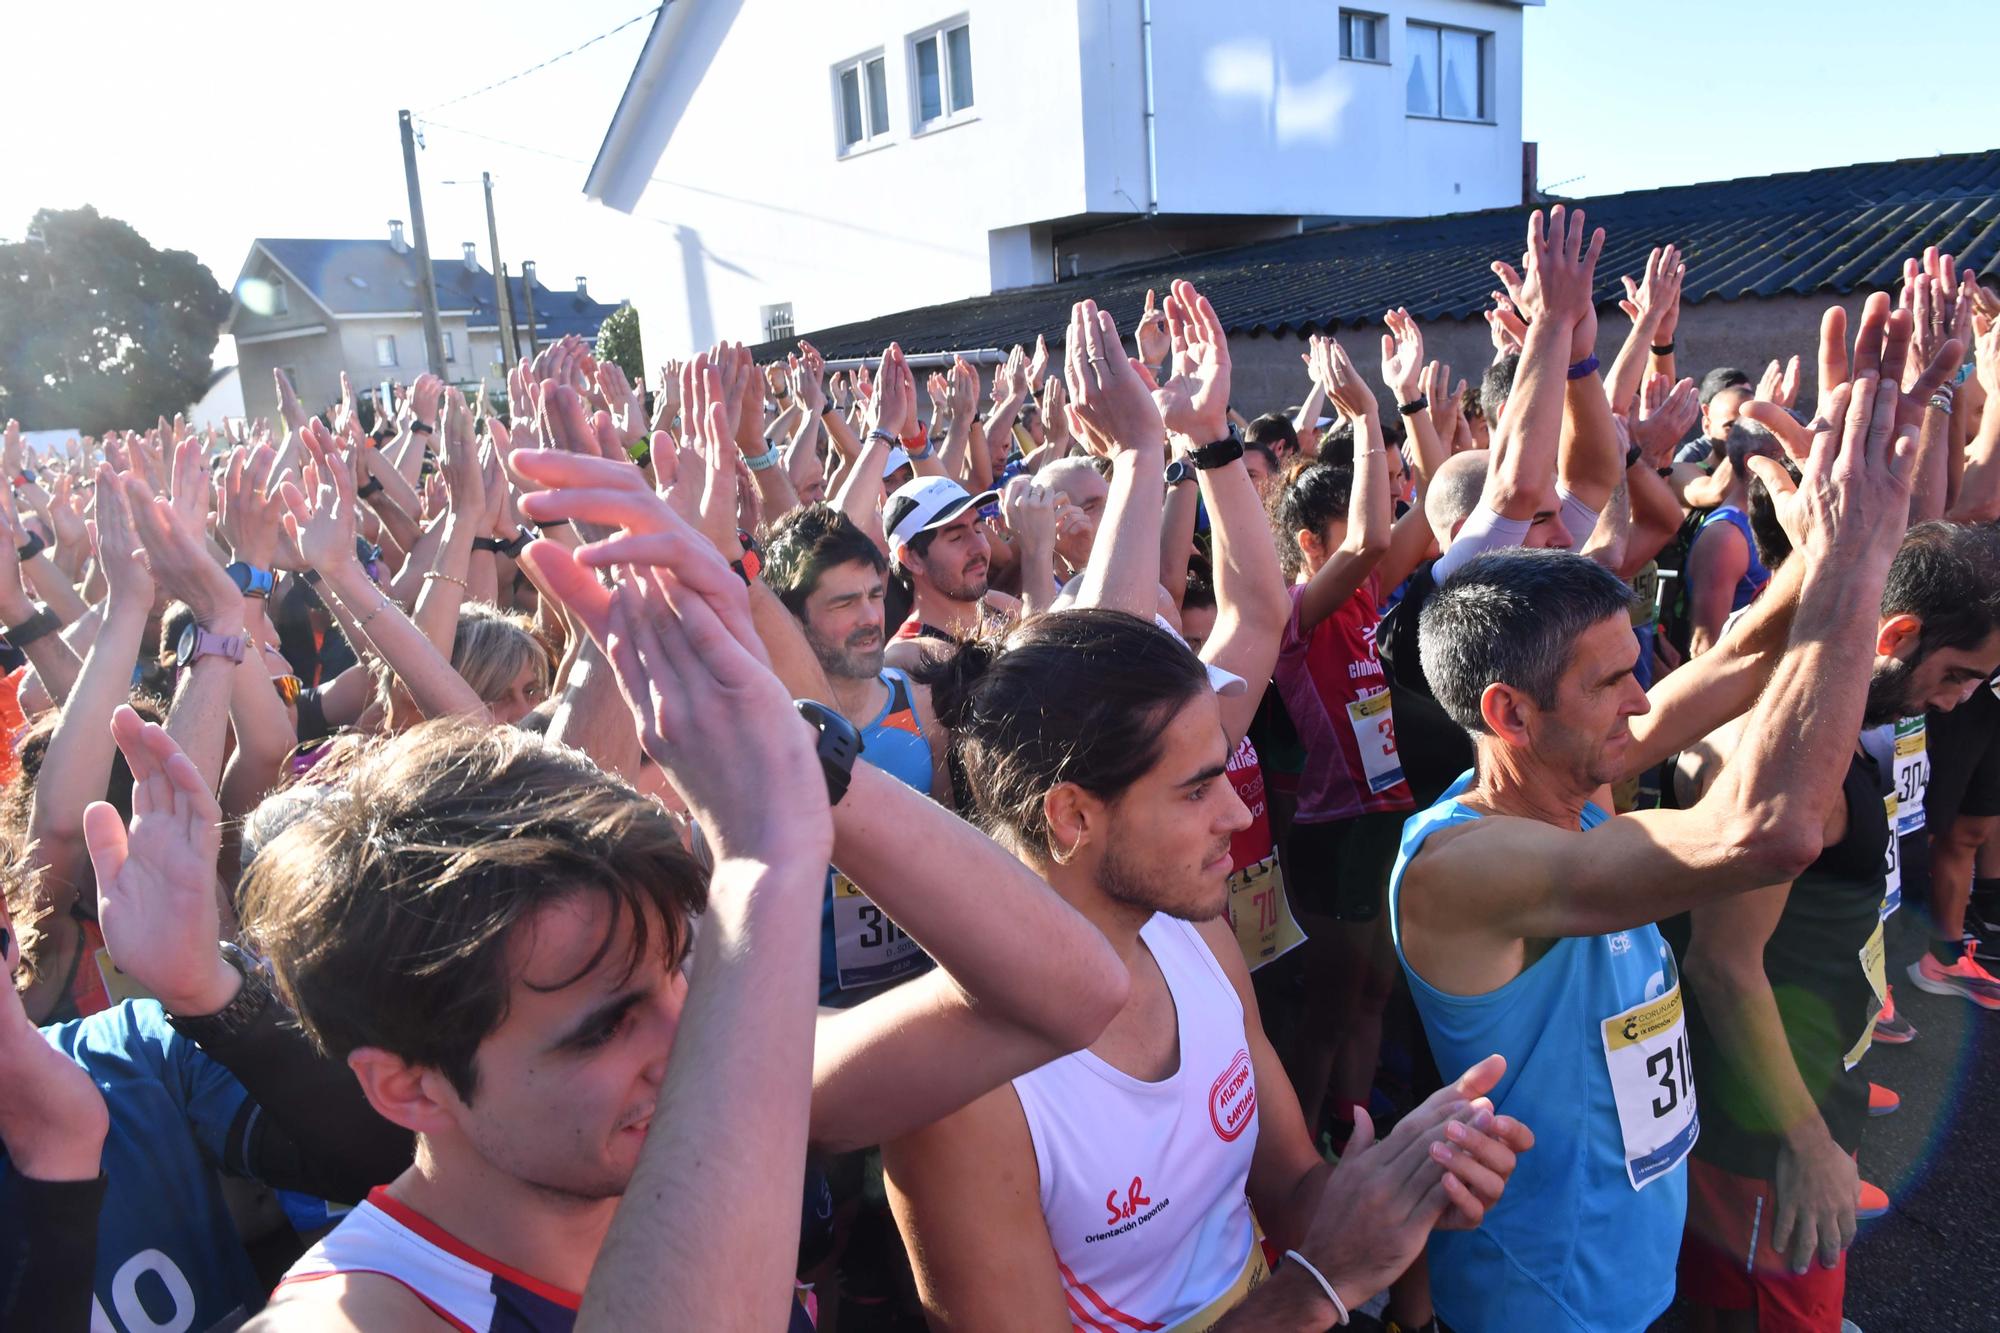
[1600,985,1699,1189]
[830,872,927,992]
[1345,689,1405,795]
[1881,789,1902,920]
[1893,717,1928,837]
[1226,854,1307,972]
[1843,920,1890,1070]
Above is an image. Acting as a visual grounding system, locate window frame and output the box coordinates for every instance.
[442,331,456,362]
[1337,9,1386,64]
[762,302,795,346]
[270,279,290,315]
[908,16,976,135]
[374,333,398,368]
[1404,19,1493,124]
[832,48,893,157]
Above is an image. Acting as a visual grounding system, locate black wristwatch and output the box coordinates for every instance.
[1189,430,1245,470]
[15,530,44,562]
[167,942,275,1045]
[795,699,862,806]
[1164,459,1198,487]
[4,604,60,649]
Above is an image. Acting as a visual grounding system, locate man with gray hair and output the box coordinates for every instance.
[1384,339,1920,1333]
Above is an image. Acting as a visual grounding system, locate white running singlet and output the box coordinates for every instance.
[1013,915,1268,1332]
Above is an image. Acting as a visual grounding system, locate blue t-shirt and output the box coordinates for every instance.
[818,669,939,1005]
[1388,773,1690,1333]
[0,1000,265,1333]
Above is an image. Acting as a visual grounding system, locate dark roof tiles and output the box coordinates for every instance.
[757,148,2000,361]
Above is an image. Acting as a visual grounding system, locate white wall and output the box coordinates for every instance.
[617,0,1524,363]
[186,368,244,432]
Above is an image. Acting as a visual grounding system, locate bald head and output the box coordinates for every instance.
[1425,449,1489,549]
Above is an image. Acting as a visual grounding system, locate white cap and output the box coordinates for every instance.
[882,446,912,477]
[885,475,1000,551]
[1154,613,1247,698]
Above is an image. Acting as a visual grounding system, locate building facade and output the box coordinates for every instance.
[223,224,624,421]
[587,0,1536,367]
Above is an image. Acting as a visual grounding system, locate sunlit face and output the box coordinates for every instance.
[1386,447,1413,508]
[801,559,888,680]
[794,450,827,507]
[1522,505,1574,550]
[1052,467,1109,569]
[1704,387,1751,441]
[1089,690,1251,923]
[1515,613,1650,790]
[486,657,550,727]
[1242,449,1274,496]
[437,894,685,1201]
[1866,626,2000,725]
[910,510,990,602]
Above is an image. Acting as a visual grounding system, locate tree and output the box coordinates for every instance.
[594,304,643,385]
[0,206,230,432]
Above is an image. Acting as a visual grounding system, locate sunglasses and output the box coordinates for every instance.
[271,674,303,705]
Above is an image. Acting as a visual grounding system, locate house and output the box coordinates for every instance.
[585,0,1539,368]
[735,148,2000,415]
[185,364,244,432]
[222,222,626,420]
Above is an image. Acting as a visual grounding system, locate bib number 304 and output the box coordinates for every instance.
[1599,985,1700,1190]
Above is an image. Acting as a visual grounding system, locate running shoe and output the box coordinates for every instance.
[1907,951,2000,1010]
[1857,1179,1889,1220]
[1867,1083,1900,1117]
[1872,987,1917,1044]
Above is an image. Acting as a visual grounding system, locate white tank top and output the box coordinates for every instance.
[278,1188,584,1331]
[1013,915,1268,1332]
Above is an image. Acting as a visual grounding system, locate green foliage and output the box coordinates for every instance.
[594,304,643,384]
[0,205,230,432]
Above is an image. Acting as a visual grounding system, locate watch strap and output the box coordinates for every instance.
[225,562,275,599]
[1189,432,1245,470]
[180,626,247,667]
[4,605,60,649]
[794,699,860,806]
[167,943,276,1045]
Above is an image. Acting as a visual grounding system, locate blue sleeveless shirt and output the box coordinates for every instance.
[819,669,938,1006]
[1388,771,1692,1333]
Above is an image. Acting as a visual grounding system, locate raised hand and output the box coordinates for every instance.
[274,367,309,432]
[124,466,239,628]
[1631,374,1700,466]
[1151,279,1232,443]
[1485,295,1527,358]
[1321,337,1380,424]
[411,372,444,428]
[220,444,289,570]
[1134,288,1170,369]
[794,341,828,415]
[1755,355,1802,410]
[1026,333,1051,387]
[94,461,155,608]
[1065,298,1166,456]
[87,706,237,1017]
[1000,474,1057,554]
[1379,307,1425,405]
[441,388,488,518]
[1421,359,1466,445]
[1500,205,1605,360]
[1618,244,1685,335]
[596,360,649,448]
[870,343,913,439]
[279,420,360,572]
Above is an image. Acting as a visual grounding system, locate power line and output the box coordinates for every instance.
[415,119,592,166]
[417,5,663,114]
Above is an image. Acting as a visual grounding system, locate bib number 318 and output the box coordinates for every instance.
[1599,985,1700,1190]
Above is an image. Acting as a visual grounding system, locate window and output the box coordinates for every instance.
[835,52,891,152]
[910,20,974,129]
[374,334,398,368]
[1406,21,1488,121]
[443,332,456,361]
[1339,10,1383,62]
[762,303,795,344]
[270,280,289,315]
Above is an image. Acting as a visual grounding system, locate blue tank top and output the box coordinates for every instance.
[818,669,938,1005]
[1388,772,1691,1333]
[1696,505,1770,612]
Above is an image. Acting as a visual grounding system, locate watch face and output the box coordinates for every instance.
[176,620,199,666]
[1165,461,1193,486]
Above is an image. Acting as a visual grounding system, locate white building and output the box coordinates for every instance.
[587,0,1537,362]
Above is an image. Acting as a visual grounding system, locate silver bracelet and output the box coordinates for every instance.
[1282,1250,1350,1326]
[1929,389,1956,415]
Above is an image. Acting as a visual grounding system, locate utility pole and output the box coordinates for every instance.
[482,172,518,372]
[398,110,448,376]
[518,260,540,359]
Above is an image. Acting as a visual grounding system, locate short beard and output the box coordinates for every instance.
[932,565,989,603]
[805,626,884,681]
[1095,830,1228,924]
[1863,657,1917,728]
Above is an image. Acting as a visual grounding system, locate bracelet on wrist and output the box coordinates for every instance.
[1566,354,1601,381]
[410,420,435,435]
[745,446,781,472]
[422,571,469,591]
[355,476,385,499]
[1650,342,1676,355]
[15,530,44,562]
[1396,394,1429,417]
[1281,1251,1350,1326]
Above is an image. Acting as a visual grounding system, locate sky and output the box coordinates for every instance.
[2,0,1998,370]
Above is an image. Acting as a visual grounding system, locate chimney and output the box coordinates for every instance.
[1521,142,1539,205]
[388,219,408,253]
[575,276,588,296]
[462,242,479,272]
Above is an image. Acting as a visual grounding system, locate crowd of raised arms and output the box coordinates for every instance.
[4,206,2000,1333]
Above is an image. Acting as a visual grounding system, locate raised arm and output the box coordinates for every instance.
[1604,245,1684,416]
[1070,298,1170,618]
[1294,338,1392,633]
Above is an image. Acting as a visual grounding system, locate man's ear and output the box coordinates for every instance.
[348,1047,464,1137]
[1478,682,1534,748]
[1043,781,1102,865]
[1876,612,1921,661]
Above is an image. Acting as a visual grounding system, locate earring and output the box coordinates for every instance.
[1049,834,1085,866]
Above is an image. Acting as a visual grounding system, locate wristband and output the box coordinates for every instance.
[1650,342,1675,356]
[1396,394,1430,417]
[472,535,506,553]
[1929,390,1956,415]
[410,419,435,435]
[536,517,571,533]
[1625,441,1645,471]
[794,699,861,806]
[225,561,275,599]
[1566,354,1601,381]
[631,447,652,468]
[1281,1251,1350,1326]
[745,446,781,472]
[355,475,385,499]
[1657,466,1675,479]
[498,526,532,559]
[907,440,935,462]
[13,468,35,486]
[166,942,273,1043]
[3,604,60,649]
[14,530,43,562]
